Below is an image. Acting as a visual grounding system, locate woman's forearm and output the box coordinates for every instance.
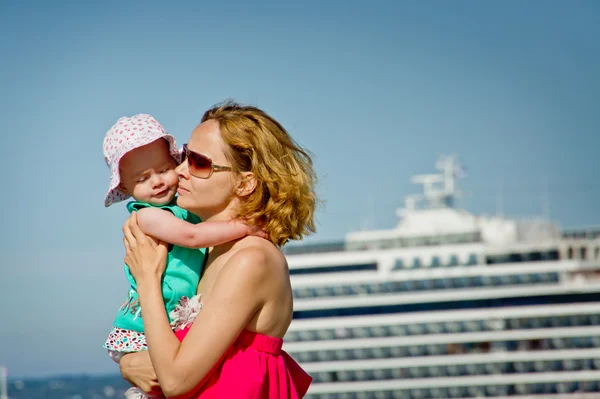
[137,279,184,391]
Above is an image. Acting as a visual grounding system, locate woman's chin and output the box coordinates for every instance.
[175,194,196,212]
[175,194,187,208]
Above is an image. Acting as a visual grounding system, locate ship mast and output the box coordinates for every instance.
[403,155,463,212]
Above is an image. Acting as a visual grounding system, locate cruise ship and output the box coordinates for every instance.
[283,156,600,399]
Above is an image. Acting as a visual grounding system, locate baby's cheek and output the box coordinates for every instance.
[167,171,179,187]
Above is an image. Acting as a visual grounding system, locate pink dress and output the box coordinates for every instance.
[174,327,312,398]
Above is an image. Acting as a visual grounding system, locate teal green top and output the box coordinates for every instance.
[113,200,206,332]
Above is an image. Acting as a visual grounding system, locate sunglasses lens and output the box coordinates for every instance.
[185,146,212,178]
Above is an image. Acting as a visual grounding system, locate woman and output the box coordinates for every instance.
[120,102,317,398]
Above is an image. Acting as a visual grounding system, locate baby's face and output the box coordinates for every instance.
[119,139,179,206]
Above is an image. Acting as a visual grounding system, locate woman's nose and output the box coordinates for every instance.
[176,160,189,177]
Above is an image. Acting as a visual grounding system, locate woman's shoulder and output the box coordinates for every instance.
[224,237,287,279]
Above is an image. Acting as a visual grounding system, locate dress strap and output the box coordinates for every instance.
[235,330,283,355]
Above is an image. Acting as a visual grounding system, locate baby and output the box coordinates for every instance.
[102,114,259,398]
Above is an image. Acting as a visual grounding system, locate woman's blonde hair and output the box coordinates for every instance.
[202,101,318,246]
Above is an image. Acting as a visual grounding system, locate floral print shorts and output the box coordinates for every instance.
[103,327,148,361]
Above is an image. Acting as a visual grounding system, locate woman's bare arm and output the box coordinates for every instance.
[137,247,271,397]
[123,212,275,398]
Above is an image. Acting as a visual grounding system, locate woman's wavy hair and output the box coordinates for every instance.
[202,101,318,246]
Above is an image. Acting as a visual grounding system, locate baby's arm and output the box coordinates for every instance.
[135,208,249,249]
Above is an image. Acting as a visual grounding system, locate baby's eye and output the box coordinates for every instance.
[159,168,170,173]
[138,176,148,182]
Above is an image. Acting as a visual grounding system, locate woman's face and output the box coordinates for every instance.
[176,119,238,221]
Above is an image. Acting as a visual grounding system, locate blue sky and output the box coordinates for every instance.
[1,0,599,378]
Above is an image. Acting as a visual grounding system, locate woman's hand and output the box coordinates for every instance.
[123,212,169,284]
[119,351,163,395]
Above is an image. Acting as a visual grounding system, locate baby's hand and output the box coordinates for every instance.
[245,223,269,240]
[231,219,269,240]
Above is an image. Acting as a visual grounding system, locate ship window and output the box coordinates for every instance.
[430,256,441,267]
[567,247,574,259]
[412,257,422,268]
[526,251,542,261]
[295,287,313,298]
[405,237,419,247]
[465,254,478,266]
[315,286,333,297]
[541,250,559,261]
[448,254,459,266]
[289,262,377,275]
[285,331,299,341]
[486,254,509,264]
[580,247,587,260]
[509,253,522,263]
[595,247,600,259]
[372,368,391,380]
[490,275,503,286]
[283,241,345,255]
[434,278,450,289]
[453,277,468,287]
[518,274,532,284]
[394,259,404,270]
[400,280,414,291]
[381,281,395,293]
[294,352,310,362]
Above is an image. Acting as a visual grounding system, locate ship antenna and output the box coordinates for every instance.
[542,176,551,220]
[496,175,504,218]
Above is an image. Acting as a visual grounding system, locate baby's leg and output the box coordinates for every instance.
[106,350,163,398]
[125,386,166,399]
[107,349,126,364]
[105,328,159,397]
[124,386,164,399]
[124,387,147,399]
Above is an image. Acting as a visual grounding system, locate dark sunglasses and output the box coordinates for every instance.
[182,144,233,179]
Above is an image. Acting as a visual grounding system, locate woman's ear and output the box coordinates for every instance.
[236,172,257,197]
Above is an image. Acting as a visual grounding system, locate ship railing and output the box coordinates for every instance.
[301,348,600,371]
[304,348,600,385]
[286,309,600,343]
[291,282,600,312]
[291,260,578,282]
[287,302,600,331]
[282,232,484,256]
[562,227,600,240]
[306,370,600,396]
[284,325,600,353]
[283,241,346,256]
[291,268,564,299]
